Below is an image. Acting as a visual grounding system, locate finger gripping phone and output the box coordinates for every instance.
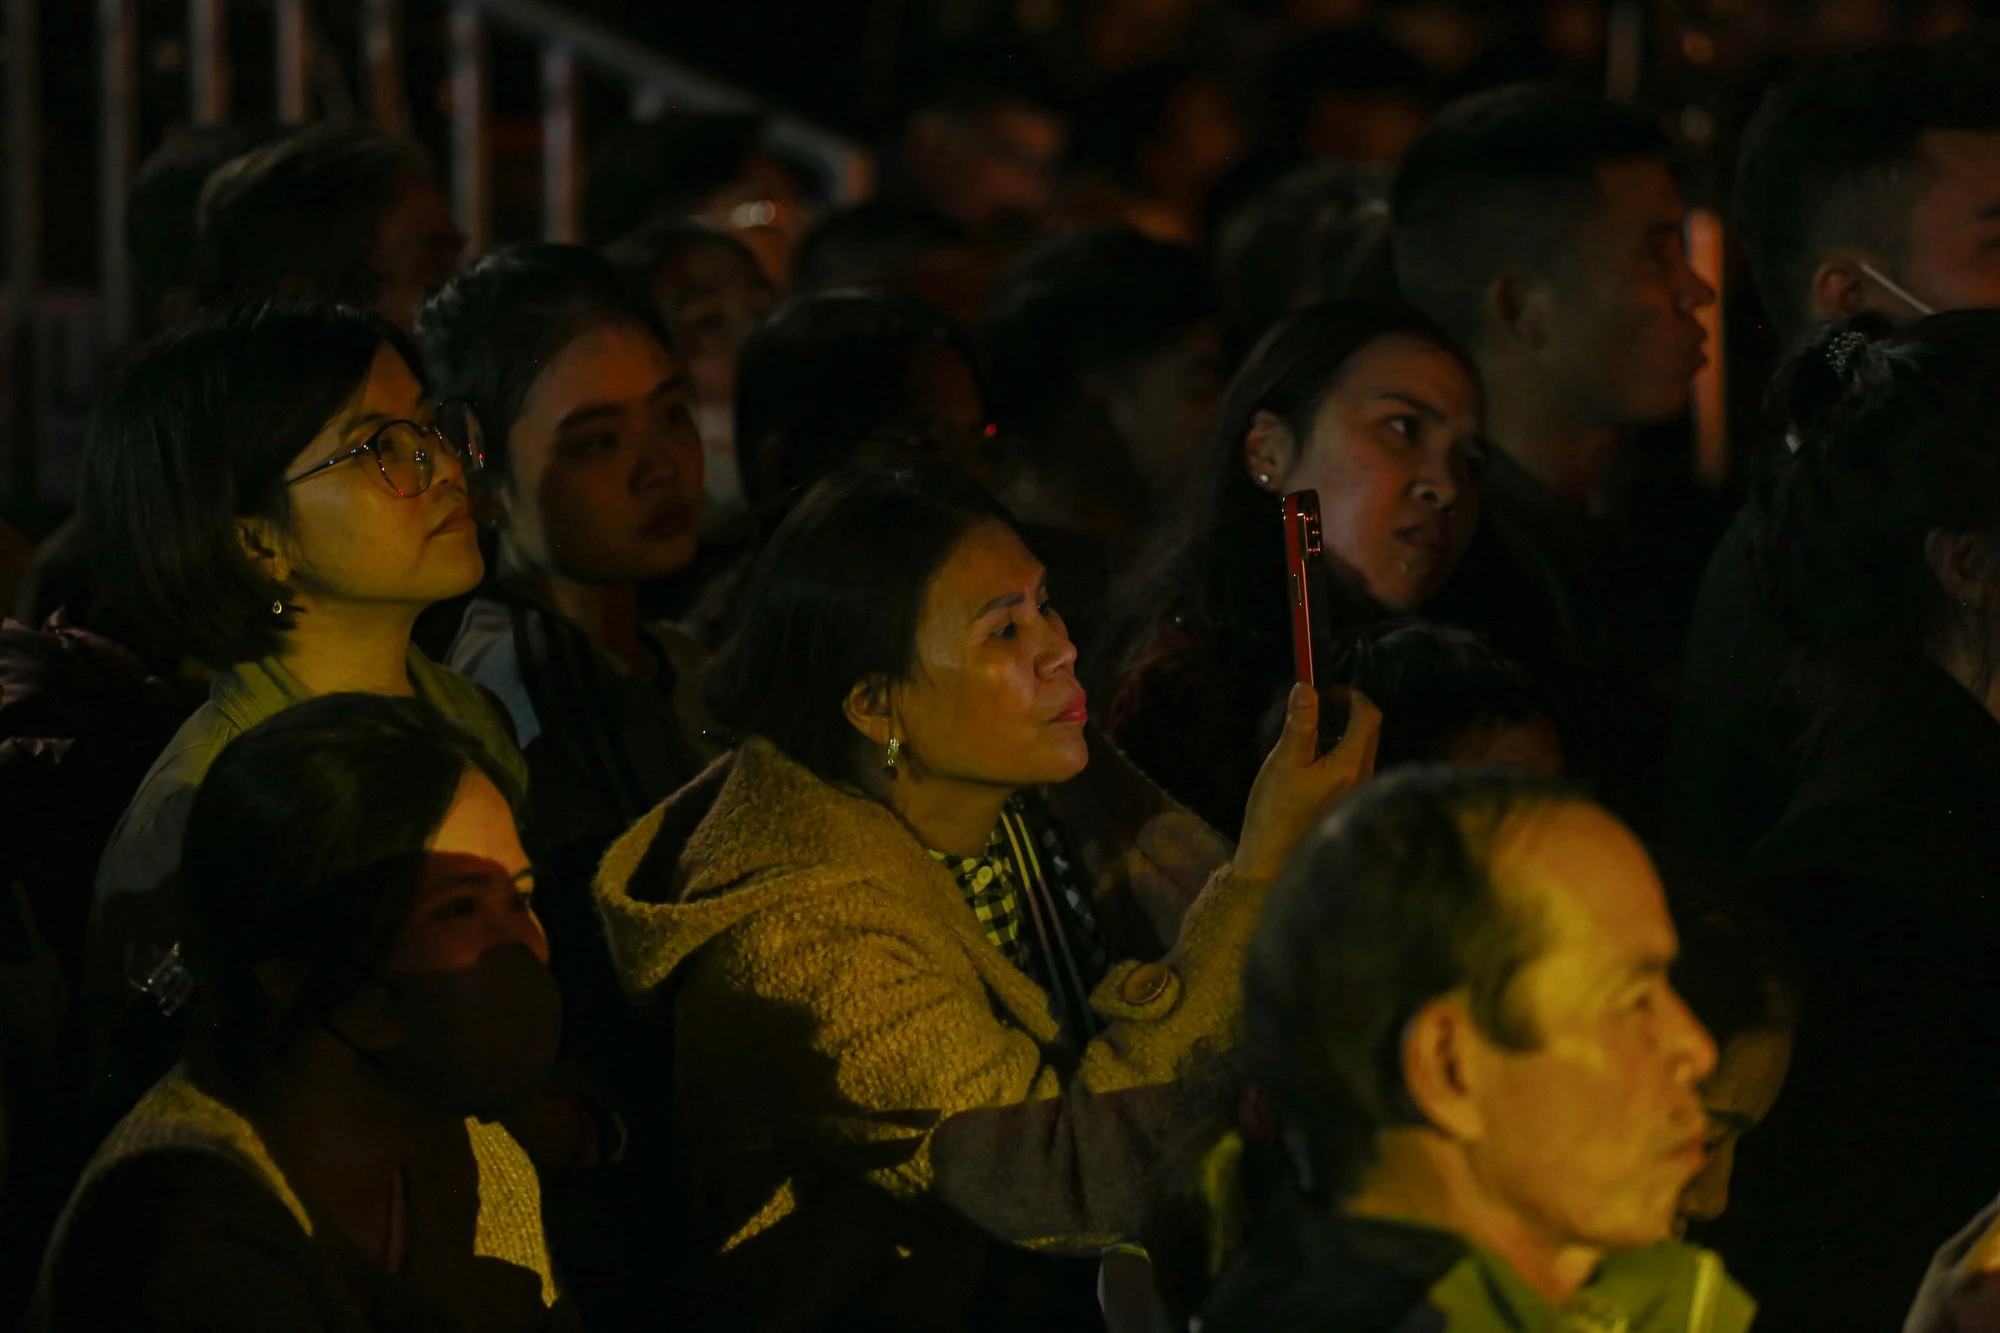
[1282,490,1351,756]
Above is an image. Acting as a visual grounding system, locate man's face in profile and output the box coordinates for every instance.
[1466,803,1717,1253]
[1896,129,2000,313]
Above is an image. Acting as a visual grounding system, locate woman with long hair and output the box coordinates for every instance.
[1099,297,1483,836]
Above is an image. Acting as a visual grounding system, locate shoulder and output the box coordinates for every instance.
[407,647,528,787]
[95,705,233,901]
[444,601,541,748]
[46,1149,337,1330]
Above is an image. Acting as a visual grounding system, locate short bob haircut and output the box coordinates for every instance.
[1245,765,1572,1200]
[416,241,672,494]
[706,462,1018,782]
[181,692,524,1086]
[83,299,421,667]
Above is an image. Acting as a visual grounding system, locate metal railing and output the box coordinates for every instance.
[3,0,872,505]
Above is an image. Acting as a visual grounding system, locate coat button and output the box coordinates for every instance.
[1121,962,1172,1006]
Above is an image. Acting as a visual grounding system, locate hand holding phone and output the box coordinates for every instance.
[1281,489,1352,756]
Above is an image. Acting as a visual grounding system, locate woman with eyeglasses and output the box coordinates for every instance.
[80,301,523,1111]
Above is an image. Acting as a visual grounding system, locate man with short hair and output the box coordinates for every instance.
[1672,32,2000,872]
[1394,84,1715,823]
[1203,768,1746,1332]
[197,122,464,330]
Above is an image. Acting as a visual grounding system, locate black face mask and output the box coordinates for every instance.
[337,941,562,1122]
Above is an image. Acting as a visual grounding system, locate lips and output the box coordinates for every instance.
[1396,519,1446,553]
[641,506,693,540]
[430,502,474,536]
[1053,694,1089,725]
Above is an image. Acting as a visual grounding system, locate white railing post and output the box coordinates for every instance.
[363,0,405,132]
[189,0,230,125]
[450,2,490,256]
[100,0,139,349]
[275,0,310,124]
[6,0,41,499]
[541,46,580,243]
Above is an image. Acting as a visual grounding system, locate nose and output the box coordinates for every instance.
[1413,443,1462,514]
[1681,259,1718,313]
[1667,986,1719,1085]
[1034,612,1079,678]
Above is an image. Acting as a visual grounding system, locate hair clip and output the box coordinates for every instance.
[1828,331,1870,377]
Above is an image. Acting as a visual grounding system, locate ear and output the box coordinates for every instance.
[1244,409,1301,492]
[1925,528,2000,612]
[1487,268,1550,352]
[1811,255,1869,324]
[1400,994,1487,1144]
[842,675,899,750]
[236,517,293,589]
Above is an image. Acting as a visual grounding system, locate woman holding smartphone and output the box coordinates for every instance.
[1097,298,1487,837]
[595,463,1377,1331]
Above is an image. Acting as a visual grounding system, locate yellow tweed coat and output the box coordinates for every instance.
[595,733,1272,1330]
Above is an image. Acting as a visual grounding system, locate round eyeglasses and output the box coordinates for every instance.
[285,399,486,499]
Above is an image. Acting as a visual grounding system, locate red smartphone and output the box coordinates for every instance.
[1281,489,1350,756]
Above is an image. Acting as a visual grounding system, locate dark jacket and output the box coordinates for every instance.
[1722,658,2000,1333]
[38,1066,574,1332]
[1666,508,1803,873]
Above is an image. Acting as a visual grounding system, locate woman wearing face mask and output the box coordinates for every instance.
[418,243,718,1322]
[1097,298,1483,838]
[84,303,522,1075]
[595,463,1379,1331]
[39,694,569,1331]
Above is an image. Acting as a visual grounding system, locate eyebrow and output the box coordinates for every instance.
[429,864,537,891]
[1374,390,1446,422]
[556,375,690,433]
[971,575,1049,621]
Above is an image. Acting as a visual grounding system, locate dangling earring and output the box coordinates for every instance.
[271,600,285,616]
[883,737,901,779]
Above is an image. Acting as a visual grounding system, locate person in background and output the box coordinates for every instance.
[418,248,715,1321]
[895,71,1069,243]
[1198,767,1743,1333]
[1213,160,1395,345]
[1102,298,1483,837]
[1666,895,1799,1236]
[1063,62,1251,245]
[14,123,282,635]
[1392,82,1716,828]
[983,227,1225,571]
[678,289,1003,647]
[1340,621,1564,776]
[594,462,1379,1331]
[604,218,777,542]
[788,199,994,328]
[197,124,464,331]
[1727,310,2000,1330]
[38,694,572,1331]
[1672,32,2000,874]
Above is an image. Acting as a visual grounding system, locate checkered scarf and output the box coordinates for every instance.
[930,792,1110,1041]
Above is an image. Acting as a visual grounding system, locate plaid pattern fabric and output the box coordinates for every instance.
[930,792,1109,1039]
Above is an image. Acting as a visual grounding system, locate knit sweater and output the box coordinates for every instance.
[594,732,1260,1331]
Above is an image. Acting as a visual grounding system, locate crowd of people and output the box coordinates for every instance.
[7,10,2000,1332]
